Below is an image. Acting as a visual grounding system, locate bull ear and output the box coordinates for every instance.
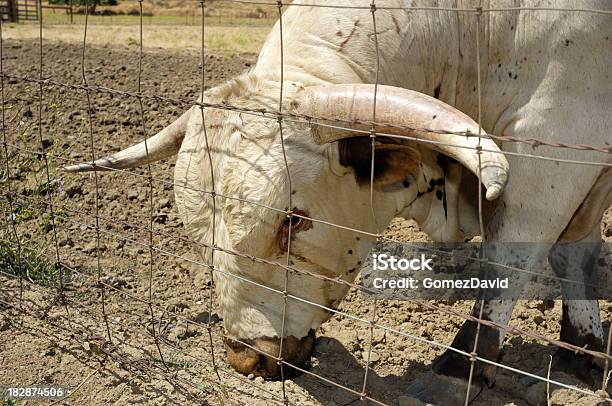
[338,137,421,187]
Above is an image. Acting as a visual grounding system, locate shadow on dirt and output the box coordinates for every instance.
[291,334,607,406]
[292,336,428,405]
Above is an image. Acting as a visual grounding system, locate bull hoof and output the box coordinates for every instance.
[405,371,483,406]
[224,329,316,379]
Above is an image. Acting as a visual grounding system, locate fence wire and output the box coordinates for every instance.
[1,1,612,405]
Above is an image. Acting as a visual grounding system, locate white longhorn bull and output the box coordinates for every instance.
[65,1,612,403]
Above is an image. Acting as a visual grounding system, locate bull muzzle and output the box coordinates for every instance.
[225,329,316,379]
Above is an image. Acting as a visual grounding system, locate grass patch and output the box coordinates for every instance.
[0,236,61,286]
[152,350,194,371]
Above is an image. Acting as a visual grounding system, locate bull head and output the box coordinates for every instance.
[64,82,509,378]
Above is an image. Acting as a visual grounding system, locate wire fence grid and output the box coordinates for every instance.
[1,1,612,405]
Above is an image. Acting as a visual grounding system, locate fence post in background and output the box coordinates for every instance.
[69,0,73,24]
[7,0,18,22]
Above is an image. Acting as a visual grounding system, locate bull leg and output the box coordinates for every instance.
[535,168,611,387]
[414,232,605,403]
[553,301,603,385]
[406,243,538,404]
[430,298,515,387]
[405,296,526,404]
[529,226,604,386]
[556,224,605,372]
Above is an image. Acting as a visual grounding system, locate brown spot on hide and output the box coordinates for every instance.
[391,15,401,34]
[339,20,359,51]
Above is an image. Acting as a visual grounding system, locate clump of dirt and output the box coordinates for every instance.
[0,40,610,406]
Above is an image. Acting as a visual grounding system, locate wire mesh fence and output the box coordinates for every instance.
[1,1,612,405]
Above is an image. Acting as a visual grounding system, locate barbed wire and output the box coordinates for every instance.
[134,0,171,374]
[4,178,612,392]
[4,141,612,376]
[2,73,612,157]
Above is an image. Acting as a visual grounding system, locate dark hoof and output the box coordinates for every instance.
[405,371,483,405]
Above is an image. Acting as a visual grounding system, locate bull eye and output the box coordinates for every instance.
[284,211,305,231]
[278,209,312,251]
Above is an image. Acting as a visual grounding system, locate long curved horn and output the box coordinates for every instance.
[290,84,508,200]
[63,107,194,172]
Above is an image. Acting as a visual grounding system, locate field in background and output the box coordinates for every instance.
[3,22,271,55]
[94,0,277,18]
[39,12,275,26]
[3,1,275,55]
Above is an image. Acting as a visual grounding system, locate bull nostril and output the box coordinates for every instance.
[224,338,262,376]
[251,351,280,378]
[225,337,282,378]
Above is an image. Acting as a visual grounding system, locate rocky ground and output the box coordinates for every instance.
[1,40,611,406]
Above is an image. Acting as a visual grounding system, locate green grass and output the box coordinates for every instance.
[0,233,61,286]
[155,350,194,370]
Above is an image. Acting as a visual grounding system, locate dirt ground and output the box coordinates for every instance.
[1,39,612,406]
